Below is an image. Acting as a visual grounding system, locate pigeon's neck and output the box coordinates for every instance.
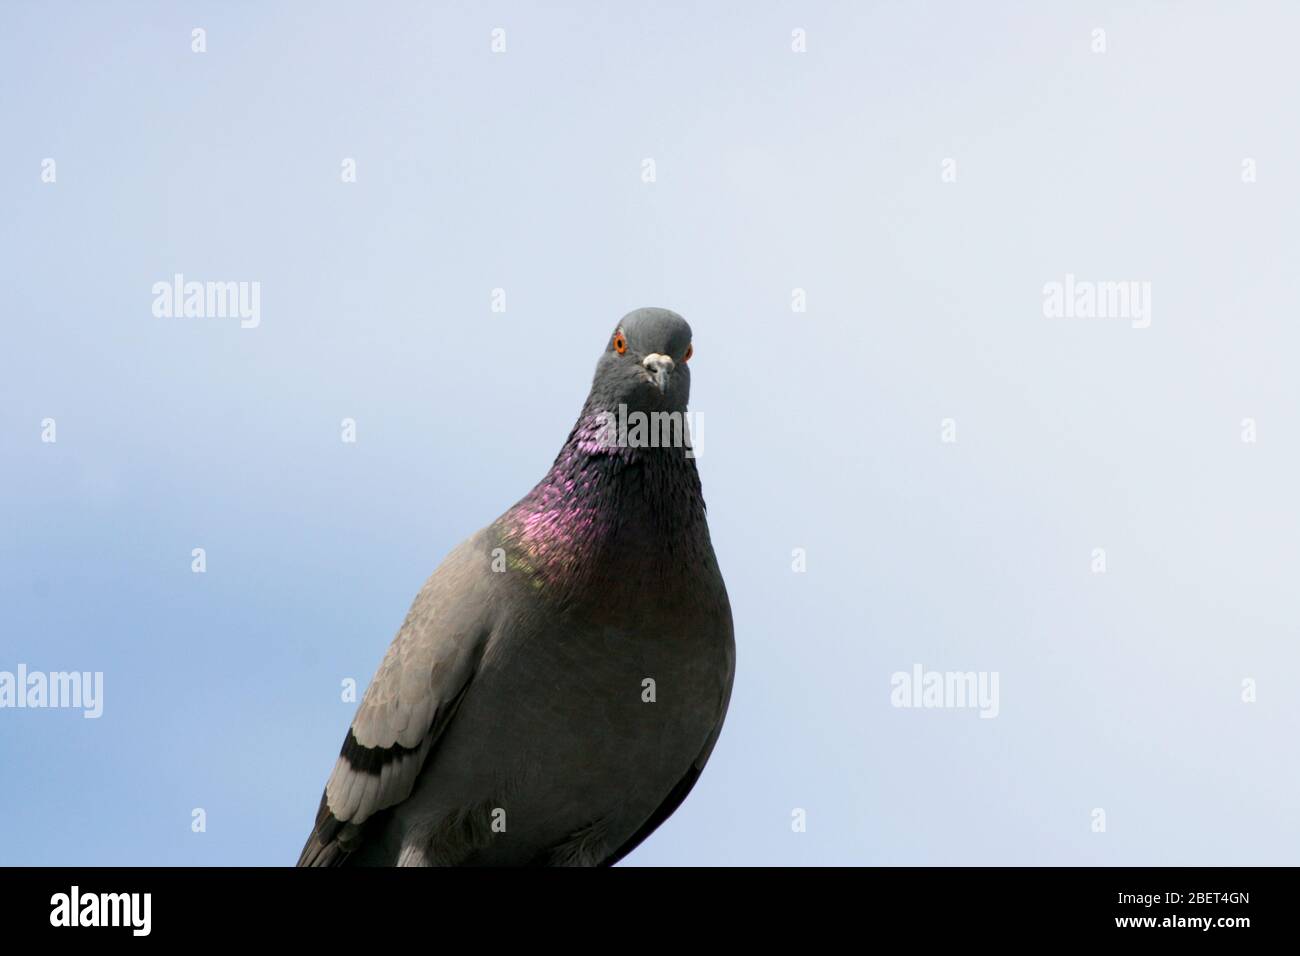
[495,411,709,600]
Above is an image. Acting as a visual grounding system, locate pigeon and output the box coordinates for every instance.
[298,308,735,866]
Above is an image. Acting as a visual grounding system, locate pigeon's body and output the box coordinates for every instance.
[299,309,734,866]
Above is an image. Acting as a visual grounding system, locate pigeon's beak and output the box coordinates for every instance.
[642,353,675,392]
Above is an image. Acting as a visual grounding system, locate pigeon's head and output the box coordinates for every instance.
[587,308,694,415]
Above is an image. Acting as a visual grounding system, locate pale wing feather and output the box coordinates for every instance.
[323,535,492,825]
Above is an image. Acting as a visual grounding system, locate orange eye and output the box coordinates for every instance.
[683,343,693,363]
[613,332,627,355]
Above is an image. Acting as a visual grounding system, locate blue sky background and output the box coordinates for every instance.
[2,1,1298,865]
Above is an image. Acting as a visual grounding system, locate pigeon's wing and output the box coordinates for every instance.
[297,536,493,867]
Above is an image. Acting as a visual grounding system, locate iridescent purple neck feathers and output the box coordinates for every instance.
[494,412,708,600]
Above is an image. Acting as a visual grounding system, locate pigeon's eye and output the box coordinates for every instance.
[613,332,628,355]
[683,343,693,363]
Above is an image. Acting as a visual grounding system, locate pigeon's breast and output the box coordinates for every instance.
[405,553,732,862]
